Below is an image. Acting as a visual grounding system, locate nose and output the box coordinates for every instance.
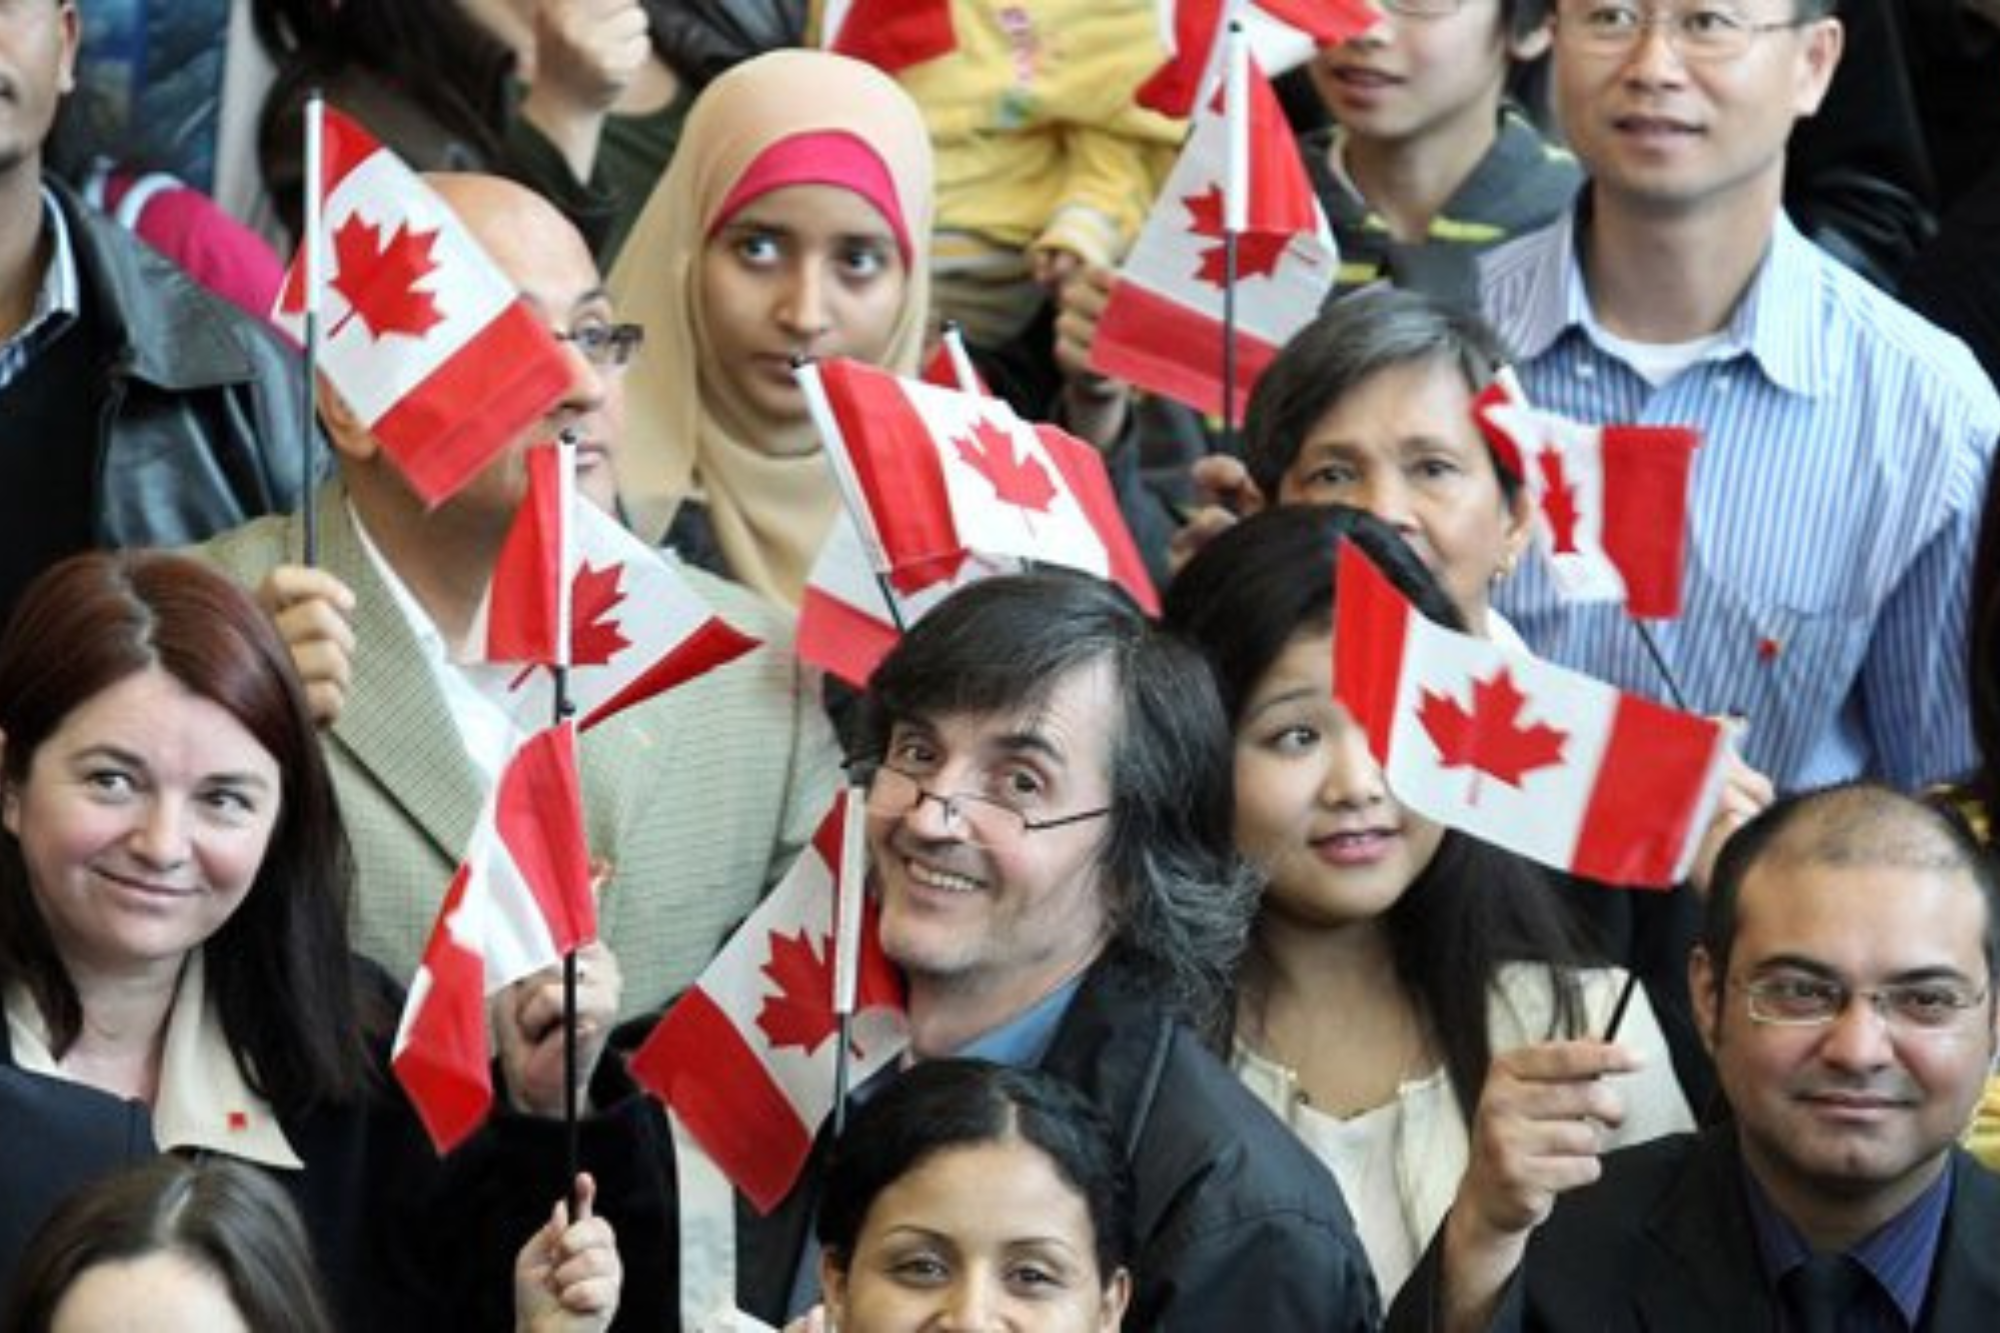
[1816,993,1896,1072]
[775,258,833,346]
[935,1273,1000,1331]
[552,337,609,421]
[1354,470,1419,536]
[1619,14,1691,81]
[127,797,191,870]
[1319,711,1389,809]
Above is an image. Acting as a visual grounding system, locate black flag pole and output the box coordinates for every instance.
[300,89,325,565]
[549,428,583,1197]
[1216,21,1248,458]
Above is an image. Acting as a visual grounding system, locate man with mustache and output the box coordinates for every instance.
[1396,783,2000,1330]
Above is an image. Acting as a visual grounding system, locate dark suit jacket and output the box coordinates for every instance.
[1389,1127,2000,1331]
[0,1065,152,1286]
[735,950,1380,1331]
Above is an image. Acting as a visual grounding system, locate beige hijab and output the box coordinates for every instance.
[608,50,935,608]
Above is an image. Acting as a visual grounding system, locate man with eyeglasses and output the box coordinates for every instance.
[1479,1,1999,797]
[193,172,839,1017]
[1391,783,2000,1330]
[736,571,1379,1330]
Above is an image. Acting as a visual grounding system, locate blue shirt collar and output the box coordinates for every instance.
[1743,1151,1953,1328]
[950,972,1086,1068]
[1510,196,1824,399]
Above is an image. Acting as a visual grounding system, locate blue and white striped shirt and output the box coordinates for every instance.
[1481,210,2000,791]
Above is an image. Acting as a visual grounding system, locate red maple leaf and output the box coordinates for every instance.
[953,417,1057,512]
[1182,185,1293,286]
[755,928,839,1055]
[568,560,631,667]
[328,214,446,341]
[1416,666,1568,804]
[1536,446,1583,554]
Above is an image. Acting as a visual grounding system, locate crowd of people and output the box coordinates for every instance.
[3,0,2000,1329]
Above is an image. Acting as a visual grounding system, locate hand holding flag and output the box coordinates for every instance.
[1334,541,1728,887]
[393,722,598,1152]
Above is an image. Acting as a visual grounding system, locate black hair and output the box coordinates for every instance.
[855,572,1259,1048]
[817,1059,1135,1285]
[1,1156,337,1333]
[1702,781,2000,993]
[1242,287,1520,505]
[1164,506,1592,1122]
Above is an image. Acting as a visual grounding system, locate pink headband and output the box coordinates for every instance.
[709,131,913,263]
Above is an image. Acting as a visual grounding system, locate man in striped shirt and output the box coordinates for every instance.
[1479,0,2000,792]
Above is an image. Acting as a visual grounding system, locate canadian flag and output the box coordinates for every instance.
[1334,542,1727,887]
[1472,371,1699,619]
[274,108,573,506]
[393,722,596,1152]
[800,357,1158,606]
[919,323,989,397]
[1091,58,1336,422]
[467,444,762,731]
[798,512,1018,688]
[629,790,908,1214]
[1141,0,1379,116]
[818,0,956,72]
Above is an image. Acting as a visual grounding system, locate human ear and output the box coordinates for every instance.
[317,376,379,464]
[1507,14,1553,63]
[1792,17,1844,117]
[1098,1269,1133,1331]
[1690,945,1721,1054]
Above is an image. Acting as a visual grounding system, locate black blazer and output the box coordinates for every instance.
[1390,1127,2000,1331]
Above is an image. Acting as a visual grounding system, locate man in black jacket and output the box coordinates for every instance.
[736,573,1379,1330]
[0,0,311,626]
[1394,784,2000,1331]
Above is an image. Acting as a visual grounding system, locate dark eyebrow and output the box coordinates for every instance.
[1749,955,1982,987]
[68,744,274,792]
[987,730,1066,767]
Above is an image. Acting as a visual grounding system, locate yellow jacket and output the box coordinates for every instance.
[883,0,1185,266]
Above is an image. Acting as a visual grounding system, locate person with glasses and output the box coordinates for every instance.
[1298,0,1581,307]
[1478,0,1999,799]
[1390,782,2000,1331]
[739,571,1379,1331]
[191,172,840,1027]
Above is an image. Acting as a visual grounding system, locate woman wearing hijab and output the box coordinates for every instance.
[608,49,934,610]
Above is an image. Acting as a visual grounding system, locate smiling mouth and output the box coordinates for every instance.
[902,856,984,896]
[96,870,196,898]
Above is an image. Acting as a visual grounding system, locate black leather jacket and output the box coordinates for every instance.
[737,951,1382,1331]
[47,179,317,549]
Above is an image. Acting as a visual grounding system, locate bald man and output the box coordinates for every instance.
[195,174,838,1019]
[1394,783,2000,1331]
